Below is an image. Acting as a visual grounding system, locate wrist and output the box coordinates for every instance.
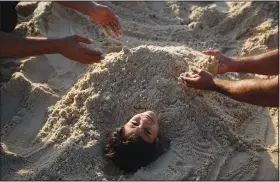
[212,78,231,96]
[26,37,61,55]
[47,38,63,54]
[211,78,220,91]
[228,57,238,72]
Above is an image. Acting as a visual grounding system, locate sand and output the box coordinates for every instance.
[0,1,279,181]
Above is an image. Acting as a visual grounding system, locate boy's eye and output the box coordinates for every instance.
[131,121,139,126]
[144,129,151,135]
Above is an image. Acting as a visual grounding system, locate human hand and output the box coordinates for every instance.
[56,35,104,64]
[180,67,217,90]
[89,3,123,37]
[202,50,235,74]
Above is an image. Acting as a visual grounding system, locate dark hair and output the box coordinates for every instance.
[104,126,161,172]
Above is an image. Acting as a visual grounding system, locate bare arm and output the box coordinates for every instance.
[180,67,279,107]
[231,49,279,75]
[57,1,122,37]
[57,1,96,16]
[203,49,279,75]
[0,32,59,57]
[213,76,279,107]
[0,32,103,64]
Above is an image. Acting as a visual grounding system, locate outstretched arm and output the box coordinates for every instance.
[0,32,103,64]
[213,76,279,107]
[180,67,279,107]
[203,49,279,75]
[232,49,279,75]
[57,1,122,37]
[0,32,57,57]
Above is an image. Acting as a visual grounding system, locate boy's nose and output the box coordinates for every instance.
[136,121,148,133]
[139,120,149,128]
[136,126,143,135]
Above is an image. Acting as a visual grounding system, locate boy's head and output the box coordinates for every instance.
[104,111,160,172]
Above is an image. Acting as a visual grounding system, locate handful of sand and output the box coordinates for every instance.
[180,55,218,80]
[193,55,218,74]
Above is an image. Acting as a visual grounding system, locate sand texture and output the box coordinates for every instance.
[0,1,279,180]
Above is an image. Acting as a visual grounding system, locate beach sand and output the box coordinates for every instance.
[0,1,279,180]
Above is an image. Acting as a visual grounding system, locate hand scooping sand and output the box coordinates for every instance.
[57,2,123,38]
[180,49,279,107]
[0,1,122,64]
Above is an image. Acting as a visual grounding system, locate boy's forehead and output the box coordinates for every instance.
[143,111,158,120]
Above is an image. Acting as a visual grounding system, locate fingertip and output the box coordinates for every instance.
[118,30,124,37]
[87,60,101,64]
[190,66,196,71]
[191,66,201,74]
[89,39,94,44]
[115,15,121,21]
[104,27,113,37]
[202,50,212,55]
[84,38,92,44]
[180,76,189,81]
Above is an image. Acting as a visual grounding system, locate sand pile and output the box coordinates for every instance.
[1,1,278,181]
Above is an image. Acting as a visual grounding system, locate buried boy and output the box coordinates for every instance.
[104,111,168,172]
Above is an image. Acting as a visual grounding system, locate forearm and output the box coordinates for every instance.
[230,49,279,75]
[56,1,96,16]
[0,32,60,57]
[212,76,279,107]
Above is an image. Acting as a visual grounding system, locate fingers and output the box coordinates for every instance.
[111,22,122,37]
[203,50,225,61]
[78,49,104,64]
[74,46,104,64]
[180,76,197,82]
[107,10,123,37]
[82,47,103,56]
[179,67,201,84]
[180,72,199,78]
[113,16,123,37]
[103,22,122,37]
[190,67,202,75]
[83,50,104,64]
[103,26,114,37]
[102,10,123,37]
[179,76,199,88]
[74,35,93,44]
[202,50,220,56]
[90,4,123,37]
[189,74,199,78]
[80,55,103,64]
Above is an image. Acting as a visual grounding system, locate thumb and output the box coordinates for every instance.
[190,66,202,74]
[202,50,220,56]
[74,35,93,44]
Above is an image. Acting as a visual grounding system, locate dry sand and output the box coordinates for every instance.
[0,1,279,180]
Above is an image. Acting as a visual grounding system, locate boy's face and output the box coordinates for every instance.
[123,111,159,143]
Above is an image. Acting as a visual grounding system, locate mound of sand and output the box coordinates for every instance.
[1,1,278,181]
